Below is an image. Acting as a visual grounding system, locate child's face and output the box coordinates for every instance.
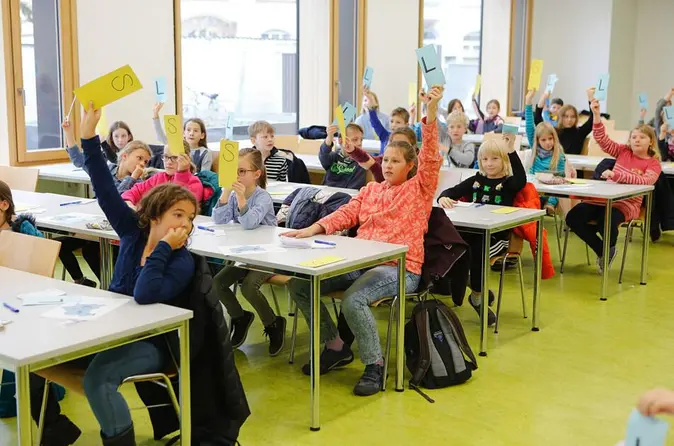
[183,121,204,148]
[237,156,261,188]
[449,122,466,142]
[549,103,561,116]
[152,199,196,240]
[362,95,371,111]
[389,115,407,131]
[382,146,413,185]
[451,102,464,113]
[538,132,555,151]
[163,147,179,175]
[251,131,275,152]
[121,149,150,174]
[480,153,505,178]
[486,102,499,118]
[561,110,576,128]
[630,129,652,158]
[344,128,363,148]
[112,128,131,150]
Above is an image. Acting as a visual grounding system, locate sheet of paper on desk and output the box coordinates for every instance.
[15,203,39,212]
[625,408,668,446]
[42,297,128,321]
[18,288,66,300]
[452,201,474,207]
[219,244,287,256]
[43,213,100,224]
[279,237,336,249]
[491,207,521,214]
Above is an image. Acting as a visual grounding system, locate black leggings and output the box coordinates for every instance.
[58,238,101,281]
[460,231,509,293]
[565,203,626,257]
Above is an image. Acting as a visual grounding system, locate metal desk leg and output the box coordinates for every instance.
[98,239,114,290]
[310,275,321,431]
[601,199,613,301]
[479,229,491,357]
[395,254,406,392]
[15,365,32,446]
[532,216,543,331]
[178,320,191,445]
[640,191,652,285]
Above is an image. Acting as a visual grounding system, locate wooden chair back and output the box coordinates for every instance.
[0,166,39,191]
[0,231,61,277]
[296,139,322,155]
[275,135,300,151]
[503,116,522,126]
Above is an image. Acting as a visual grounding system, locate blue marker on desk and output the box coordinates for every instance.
[60,200,82,207]
[3,302,19,313]
[314,240,336,246]
[197,225,215,232]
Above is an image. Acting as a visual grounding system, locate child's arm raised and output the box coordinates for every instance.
[364,88,390,149]
[524,89,536,147]
[590,99,628,158]
[318,124,341,169]
[416,85,444,199]
[348,146,383,182]
[62,119,85,168]
[534,91,548,125]
[578,87,596,138]
[472,95,484,121]
[152,102,168,144]
[504,134,527,191]
[654,88,673,137]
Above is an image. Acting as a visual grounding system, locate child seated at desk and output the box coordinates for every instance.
[319,123,367,189]
[281,85,444,397]
[565,99,661,274]
[471,97,504,134]
[363,87,412,155]
[249,120,290,182]
[212,148,286,356]
[347,128,417,183]
[437,132,526,326]
[444,110,476,168]
[63,118,133,165]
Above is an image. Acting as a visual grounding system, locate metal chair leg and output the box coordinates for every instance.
[561,226,570,274]
[36,379,51,445]
[268,284,281,316]
[382,296,398,391]
[517,256,527,318]
[287,285,294,316]
[586,244,591,265]
[331,298,340,320]
[494,254,509,334]
[619,221,635,284]
[553,213,562,258]
[288,310,299,364]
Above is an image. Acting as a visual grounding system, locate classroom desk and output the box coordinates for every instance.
[531,179,654,300]
[441,204,545,355]
[0,267,193,445]
[566,155,674,177]
[266,181,358,204]
[33,163,91,185]
[13,190,408,431]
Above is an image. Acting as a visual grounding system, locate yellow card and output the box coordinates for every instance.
[568,178,587,184]
[335,105,346,137]
[491,207,521,214]
[408,82,418,106]
[164,115,184,156]
[218,139,239,188]
[74,64,142,110]
[527,59,544,91]
[299,256,345,268]
[95,107,109,137]
[474,74,482,96]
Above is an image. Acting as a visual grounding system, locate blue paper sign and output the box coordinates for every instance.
[664,106,674,127]
[545,74,558,94]
[625,409,669,446]
[638,93,649,110]
[502,124,519,135]
[342,102,356,125]
[154,77,167,103]
[363,66,374,89]
[594,73,611,101]
[415,45,446,88]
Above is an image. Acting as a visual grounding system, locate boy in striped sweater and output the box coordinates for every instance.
[249,120,289,182]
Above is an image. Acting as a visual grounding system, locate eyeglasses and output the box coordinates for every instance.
[162,155,179,163]
[237,169,255,176]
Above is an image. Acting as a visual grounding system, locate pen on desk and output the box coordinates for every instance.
[2,302,19,313]
[475,203,486,208]
[197,225,215,232]
[314,240,336,246]
[59,200,83,207]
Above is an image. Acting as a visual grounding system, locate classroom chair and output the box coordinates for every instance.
[0,231,61,277]
[618,209,646,284]
[483,132,522,151]
[492,233,528,334]
[275,135,300,151]
[503,116,522,126]
[295,139,322,155]
[0,165,39,191]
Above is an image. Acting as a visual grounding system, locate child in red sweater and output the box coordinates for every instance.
[566,99,662,273]
[281,86,444,396]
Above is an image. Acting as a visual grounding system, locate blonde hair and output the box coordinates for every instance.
[119,140,151,159]
[528,122,565,173]
[447,110,468,128]
[239,147,268,189]
[163,140,196,173]
[477,139,512,177]
[248,120,274,138]
[630,124,661,160]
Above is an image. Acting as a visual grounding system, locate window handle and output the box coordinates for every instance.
[17,88,25,106]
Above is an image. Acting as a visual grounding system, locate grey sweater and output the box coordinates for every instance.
[212,186,277,229]
[153,118,213,172]
[446,140,476,168]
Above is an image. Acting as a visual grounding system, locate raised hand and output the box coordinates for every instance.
[80,102,101,140]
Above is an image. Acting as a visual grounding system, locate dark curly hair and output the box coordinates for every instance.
[136,184,199,238]
[0,180,15,225]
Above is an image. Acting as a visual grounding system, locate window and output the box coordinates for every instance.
[422,0,483,118]
[4,0,78,164]
[179,0,299,142]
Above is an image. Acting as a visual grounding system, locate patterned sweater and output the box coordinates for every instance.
[316,118,442,275]
[593,122,662,220]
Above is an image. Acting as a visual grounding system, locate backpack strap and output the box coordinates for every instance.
[409,303,432,386]
[436,304,478,370]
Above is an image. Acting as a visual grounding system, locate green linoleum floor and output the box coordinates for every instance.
[2,222,674,445]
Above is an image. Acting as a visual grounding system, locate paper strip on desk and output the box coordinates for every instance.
[298,256,345,268]
[41,297,128,321]
[219,244,287,255]
[17,288,65,300]
[491,207,521,214]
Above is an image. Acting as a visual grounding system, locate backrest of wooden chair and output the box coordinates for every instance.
[0,166,39,191]
[211,151,220,173]
[296,139,322,155]
[586,128,630,157]
[481,133,522,151]
[0,231,61,277]
[275,135,300,151]
[508,232,524,254]
[504,116,522,126]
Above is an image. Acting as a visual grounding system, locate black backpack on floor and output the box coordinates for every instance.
[405,299,477,400]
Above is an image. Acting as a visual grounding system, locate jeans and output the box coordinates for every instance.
[288,265,420,365]
[565,203,626,257]
[214,266,275,326]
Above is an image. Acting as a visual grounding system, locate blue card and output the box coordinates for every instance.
[363,66,374,89]
[638,93,649,110]
[154,77,167,103]
[545,74,558,94]
[225,113,234,139]
[416,44,445,88]
[594,73,611,101]
[502,124,519,135]
[342,102,356,125]
[625,409,668,446]
[664,106,674,127]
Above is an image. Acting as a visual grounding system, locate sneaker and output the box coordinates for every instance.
[42,415,81,446]
[75,277,97,288]
[544,204,556,216]
[301,344,354,376]
[353,364,383,396]
[469,292,496,326]
[263,316,286,357]
[596,246,617,275]
[230,311,255,348]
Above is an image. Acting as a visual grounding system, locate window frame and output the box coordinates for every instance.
[2,0,79,166]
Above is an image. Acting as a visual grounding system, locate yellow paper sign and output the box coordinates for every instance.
[335,105,346,137]
[474,74,482,96]
[95,107,109,138]
[491,207,521,214]
[164,115,184,156]
[568,178,587,184]
[299,256,345,268]
[527,59,544,91]
[408,82,418,106]
[218,139,239,188]
[74,64,142,110]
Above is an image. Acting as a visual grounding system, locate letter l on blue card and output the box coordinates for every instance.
[154,77,167,103]
[625,408,668,446]
[416,44,445,88]
[638,93,649,110]
[594,73,610,101]
[342,102,356,125]
[663,106,674,127]
[363,66,373,89]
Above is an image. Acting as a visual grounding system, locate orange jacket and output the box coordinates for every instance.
[512,183,555,280]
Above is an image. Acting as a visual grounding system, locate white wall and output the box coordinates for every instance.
[77,0,176,144]
[298,0,330,128]
[480,0,511,114]
[608,0,637,128]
